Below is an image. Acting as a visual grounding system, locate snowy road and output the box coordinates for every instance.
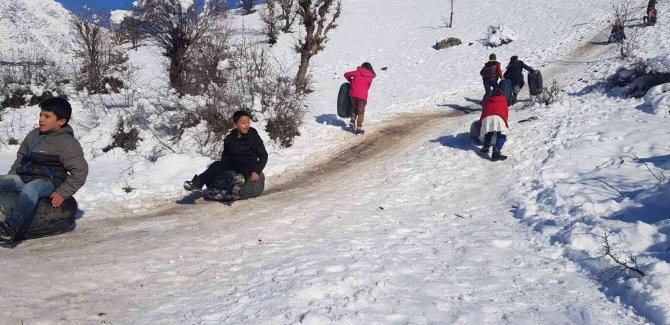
[0,110,645,324]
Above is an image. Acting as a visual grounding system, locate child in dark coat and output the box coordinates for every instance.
[503,56,534,104]
[184,110,268,201]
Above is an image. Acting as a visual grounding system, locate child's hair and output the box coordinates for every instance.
[492,88,504,96]
[489,53,497,61]
[361,62,377,77]
[509,55,518,64]
[233,110,251,123]
[39,97,72,124]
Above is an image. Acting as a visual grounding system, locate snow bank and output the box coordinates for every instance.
[644,83,670,115]
[486,25,517,47]
[647,53,670,73]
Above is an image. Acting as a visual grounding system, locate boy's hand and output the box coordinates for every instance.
[250,172,260,182]
[50,192,65,208]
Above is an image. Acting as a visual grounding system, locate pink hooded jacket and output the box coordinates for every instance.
[344,67,375,101]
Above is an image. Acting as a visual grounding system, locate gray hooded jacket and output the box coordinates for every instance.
[9,125,88,198]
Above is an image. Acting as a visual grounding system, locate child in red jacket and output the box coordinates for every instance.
[344,62,376,135]
[478,88,509,161]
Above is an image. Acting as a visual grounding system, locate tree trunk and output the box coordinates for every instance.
[295,51,311,91]
[449,0,454,28]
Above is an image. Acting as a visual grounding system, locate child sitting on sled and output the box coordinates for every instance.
[184,110,268,201]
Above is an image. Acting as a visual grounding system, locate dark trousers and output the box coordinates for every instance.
[483,79,499,98]
[199,161,241,189]
[483,132,507,150]
[198,161,265,198]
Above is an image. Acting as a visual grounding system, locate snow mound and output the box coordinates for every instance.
[0,0,75,61]
[647,52,670,73]
[486,25,517,47]
[644,82,670,115]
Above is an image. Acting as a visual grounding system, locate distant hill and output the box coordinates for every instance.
[0,0,75,62]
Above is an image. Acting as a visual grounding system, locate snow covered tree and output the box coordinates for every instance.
[294,0,341,91]
[261,0,279,44]
[132,0,227,94]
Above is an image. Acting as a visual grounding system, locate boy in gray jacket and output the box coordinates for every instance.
[0,98,88,241]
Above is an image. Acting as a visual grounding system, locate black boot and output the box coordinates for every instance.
[184,174,203,191]
[491,147,507,161]
[480,146,490,153]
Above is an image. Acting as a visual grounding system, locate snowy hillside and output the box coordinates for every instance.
[0,0,75,61]
[2,0,670,323]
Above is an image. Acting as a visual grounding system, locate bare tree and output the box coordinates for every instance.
[278,0,298,32]
[240,0,254,15]
[294,0,341,91]
[71,6,128,94]
[261,0,280,44]
[132,0,227,94]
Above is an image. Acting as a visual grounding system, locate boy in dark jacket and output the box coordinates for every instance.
[480,53,504,100]
[184,110,268,201]
[503,56,534,104]
[0,98,88,241]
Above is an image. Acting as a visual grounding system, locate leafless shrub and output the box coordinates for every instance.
[71,6,129,94]
[632,153,667,187]
[531,80,561,106]
[261,0,280,44]
[294,0,342,91]
[102,117,142,152]
[0,51,69,109]
[434,37,461,50]
[612,0,631,28]
[226,39,273,113]
[183,31,232,94]
[620,27,639,59]
[598,229,645,282]
[263,76,307,147]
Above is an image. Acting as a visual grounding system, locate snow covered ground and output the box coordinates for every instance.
[1,0,670,323]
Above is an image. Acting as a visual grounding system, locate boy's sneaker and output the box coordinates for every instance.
[355,128,365,135]
[184,174,203,192]
[0,220,16,241]
[348,122,355,131]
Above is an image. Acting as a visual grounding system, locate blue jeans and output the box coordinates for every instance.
[0,175,54,232]
[483,79,499,99]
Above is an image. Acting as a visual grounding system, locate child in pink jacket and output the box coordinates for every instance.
[344,62,376,134]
